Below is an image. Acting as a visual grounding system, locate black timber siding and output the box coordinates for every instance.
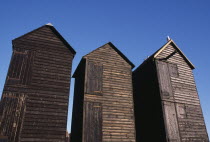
[133,43,209,142]
[71,43,136,142]
[0,93,26,142]
[1,25,75,142]
[71,60,85,142]
[133,60,167,142]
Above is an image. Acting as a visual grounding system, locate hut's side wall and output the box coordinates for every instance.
[133,60,167,142]
[83,44,136,142]
[2,26,74,142]
[155,44,209,142]
[71,61,85,142]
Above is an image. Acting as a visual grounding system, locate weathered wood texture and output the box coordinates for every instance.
[0,93,26,142]
[85,61,103,95]
[83,102,102,142]
[1,25,75,142]
[133,40,209,142]
[71,43,136,142]
[156,44,209,142]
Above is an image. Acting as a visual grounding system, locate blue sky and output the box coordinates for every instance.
[0,0,209,134]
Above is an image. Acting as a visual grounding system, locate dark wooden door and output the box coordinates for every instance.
[7,50,34,86]
[156,61,173,100]
[85,61,103,95]
[156,60,181,142]
[163,101,181,142]
[83,101,102,142]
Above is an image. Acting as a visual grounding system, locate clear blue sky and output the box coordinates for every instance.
[0,0,209,134]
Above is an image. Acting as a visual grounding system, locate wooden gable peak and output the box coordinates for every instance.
[12,24,76,55]
[84,42,135,69]
[153,39,195,69]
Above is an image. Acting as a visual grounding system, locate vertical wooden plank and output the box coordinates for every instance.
[0,93,26,142]
[86,61,103,95]
[156,60,181,142]
[11,51,26,79]
[163,102,181,142]
[83,101,102,142]
[156,61,173,99]
[21,51,34,85]
[6,50,34,86]
[7,51,26,85]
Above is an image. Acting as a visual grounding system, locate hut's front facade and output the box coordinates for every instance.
[71,42,136,142]
[0,24,76,142]
[133,39,209,142]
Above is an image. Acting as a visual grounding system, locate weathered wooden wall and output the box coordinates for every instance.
[133,40,209,142]
[0,93,26,142]
[71,43,136,142]
[1,25,75,142]
[155,43,209,142]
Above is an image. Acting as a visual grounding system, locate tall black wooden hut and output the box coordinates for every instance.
[71,42,136,142]
[0,24,76,142]
[133,39,209,142]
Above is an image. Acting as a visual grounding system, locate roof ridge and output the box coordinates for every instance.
[134,39,195,73]
[12,24,76,55]
[83,42,135,68]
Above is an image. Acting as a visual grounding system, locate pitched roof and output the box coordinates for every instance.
[153,39,195,69]
[12,24,76,55]
[134,39,195,73]
[84,42,135,68]
[73,42,135,78]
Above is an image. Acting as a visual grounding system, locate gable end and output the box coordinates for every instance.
[84,42,135,69]
[12,24,76,55]
[154,40,195,69]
